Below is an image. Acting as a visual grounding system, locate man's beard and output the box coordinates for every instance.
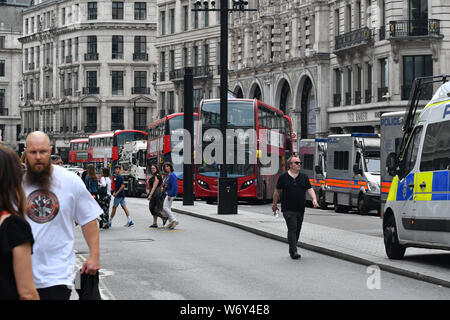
[25,161,52,190]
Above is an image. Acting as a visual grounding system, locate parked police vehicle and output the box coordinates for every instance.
[325,133,380,214]
[298,138,328,208]
[383,75,450,259]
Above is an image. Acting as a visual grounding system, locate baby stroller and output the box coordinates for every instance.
[97,188,111,229]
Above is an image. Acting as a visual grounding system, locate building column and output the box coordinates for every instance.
[314,3,330,54]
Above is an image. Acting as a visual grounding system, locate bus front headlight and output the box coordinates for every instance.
[197,179,210,190]
[240,179,254,190]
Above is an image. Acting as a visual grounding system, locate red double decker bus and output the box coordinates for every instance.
[68,138,89,167]
[88,130,147,172]
[146,113,198,196]
[194,99,293,203]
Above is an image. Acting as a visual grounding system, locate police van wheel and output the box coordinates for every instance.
[358,195,369,215]
[334,200,348,213]
[383,214,406,259]
[333,195,348,213]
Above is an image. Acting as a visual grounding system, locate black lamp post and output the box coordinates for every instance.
[193,0,255,214]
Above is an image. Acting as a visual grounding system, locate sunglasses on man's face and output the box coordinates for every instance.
[293,161,302,165]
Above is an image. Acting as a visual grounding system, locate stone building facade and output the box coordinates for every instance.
[228,0,449,149]
[18,0,158,159]
[154,0,221,116]
[0,0,30,150]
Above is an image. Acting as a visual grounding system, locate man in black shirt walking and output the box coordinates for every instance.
[272,155,318,259]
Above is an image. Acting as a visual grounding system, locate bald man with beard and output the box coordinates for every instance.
[23,131,102,300]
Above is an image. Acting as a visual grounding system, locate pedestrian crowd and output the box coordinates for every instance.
[0,130,179,300]
[0,131,319,300]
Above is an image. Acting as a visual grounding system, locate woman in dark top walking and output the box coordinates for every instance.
[0,145,39,300]
[147,164,167,228]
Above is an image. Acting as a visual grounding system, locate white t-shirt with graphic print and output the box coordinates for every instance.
[23,165,102,289]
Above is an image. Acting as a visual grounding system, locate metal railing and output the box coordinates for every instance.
[82,87,99,94]
[334,27,375,51]
[0,108,8,116]
[131,87,150,94]
[354,91,361,104]
[133,53,148,61]
[84,53,99,61]
[365,89,372,103]
[64,88,72,96]
[169,68,184,80]
[345,92,351,105]
[169,65,213,81]
[389,19,441,38]
[193,65,213,77]
[333,93,341,107]
[65,55,73,64]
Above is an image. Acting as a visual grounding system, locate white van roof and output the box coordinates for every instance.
[425,81,450,108]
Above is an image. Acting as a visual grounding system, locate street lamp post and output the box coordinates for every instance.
[193,0,255,214]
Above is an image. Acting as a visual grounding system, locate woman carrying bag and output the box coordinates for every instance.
[147,164,167,228]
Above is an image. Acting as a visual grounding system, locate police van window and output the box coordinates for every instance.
[334,151,349,170]
[420,120,450,171]
[400,126,423,179]
[355,152,361,167]
[303,154,314,170]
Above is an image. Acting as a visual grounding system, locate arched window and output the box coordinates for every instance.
[252,85,261,100]
[300,77,316,139]
[234,87,243,98]
[279,80,291,114]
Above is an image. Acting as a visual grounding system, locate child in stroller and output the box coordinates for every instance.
[97,168,112,229]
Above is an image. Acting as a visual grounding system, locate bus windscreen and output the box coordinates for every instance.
[116,131,147,147]
[201,101,254,127]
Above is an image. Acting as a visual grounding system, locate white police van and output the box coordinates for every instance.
[383,76,450,259]
[325,133,380,214]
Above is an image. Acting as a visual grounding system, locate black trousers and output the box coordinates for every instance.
[37,285,72,300]
[282,210,305,255]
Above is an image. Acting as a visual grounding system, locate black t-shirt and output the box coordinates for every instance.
[149,174,162,197]
[276,171,312,213]
[0,214,34,300]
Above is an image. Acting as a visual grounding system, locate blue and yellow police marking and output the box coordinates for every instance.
[414,172,433,201]
[387,171,450,202]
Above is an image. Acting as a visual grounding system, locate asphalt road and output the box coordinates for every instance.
[73,197,450,300]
